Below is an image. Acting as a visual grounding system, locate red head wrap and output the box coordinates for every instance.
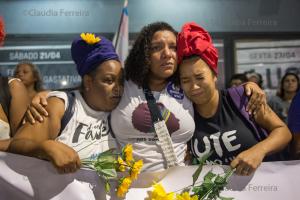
[177,22,218,75]
[0,16,5,46]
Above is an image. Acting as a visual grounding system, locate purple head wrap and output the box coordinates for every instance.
[71,34,119,76]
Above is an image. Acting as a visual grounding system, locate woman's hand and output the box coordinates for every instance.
[244,82,267,115]
[25,91,49,124]
[41,140,81,174]
[230,145,266,176]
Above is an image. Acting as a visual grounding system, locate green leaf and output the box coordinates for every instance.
[105,181,111,193]
[99,168,117,179]
[197,151,213,164]
[97,154,116,164]
[192,186,201,194]
[192,163,203,186]
[214,175,226,185]
[97,162,116,170]
[192,151,213,186]
[219,196,234,200]
[224,168,235,181]
[204,171,216,183]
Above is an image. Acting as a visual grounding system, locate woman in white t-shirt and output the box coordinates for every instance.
[8,33,124,173]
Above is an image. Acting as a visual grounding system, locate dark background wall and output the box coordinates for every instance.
[1,0,300,89]
[1,0,300,34]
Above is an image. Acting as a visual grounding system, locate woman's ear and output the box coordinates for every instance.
[214,75,218,87]
[82,74,92,91]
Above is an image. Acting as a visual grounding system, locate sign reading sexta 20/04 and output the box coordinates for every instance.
[235,40,300,90]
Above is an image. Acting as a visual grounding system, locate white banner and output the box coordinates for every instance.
[0,152,300,200]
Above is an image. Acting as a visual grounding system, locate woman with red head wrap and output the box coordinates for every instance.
[178,22,292,176]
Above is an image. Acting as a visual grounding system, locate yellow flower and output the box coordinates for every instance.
[130,159,143,180]
[80,33,100,44]
[150,183,174,200]
[176,192,198,200]
[123,144,133,165]
[117,177,132,198]
[117,156,126,172]
[117,185,127,198]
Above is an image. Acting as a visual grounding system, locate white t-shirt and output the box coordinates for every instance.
[110,80,195,172]
[48,90,117,160]
[0,78,21,139]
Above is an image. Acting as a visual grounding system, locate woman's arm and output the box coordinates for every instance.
[9,79,30,136]
[8,97,81,173]
[231,104,292,175]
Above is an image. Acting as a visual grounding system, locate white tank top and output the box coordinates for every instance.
[0,119,10,140]
[48,90,118,160]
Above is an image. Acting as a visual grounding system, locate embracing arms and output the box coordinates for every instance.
[8,97,81,173]
[231,102,292,175]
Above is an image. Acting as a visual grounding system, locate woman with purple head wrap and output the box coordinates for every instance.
[8,33,124,173]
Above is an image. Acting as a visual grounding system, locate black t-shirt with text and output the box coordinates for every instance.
[191,90,259,165]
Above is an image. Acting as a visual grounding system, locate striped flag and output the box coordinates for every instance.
[113,0,129,66]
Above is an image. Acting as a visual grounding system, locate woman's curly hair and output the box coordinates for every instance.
[125,22,177,87]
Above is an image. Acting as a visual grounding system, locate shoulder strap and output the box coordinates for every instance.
[227,86,268,141]
[0,76,11,119]
[59,91,76,136]
[142,84,178,167]
[107,114,116,138]
[142,85,163,122]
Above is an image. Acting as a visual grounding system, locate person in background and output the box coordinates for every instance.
[14,61,44,100]
[246,71,263,88]
[8,33,123,173]
[177,22,292,176]
[288,90,300,159]
[228,73,248,88]
[268,72,299,124]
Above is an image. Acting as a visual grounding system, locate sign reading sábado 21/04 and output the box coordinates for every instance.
[0,45,81,89]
